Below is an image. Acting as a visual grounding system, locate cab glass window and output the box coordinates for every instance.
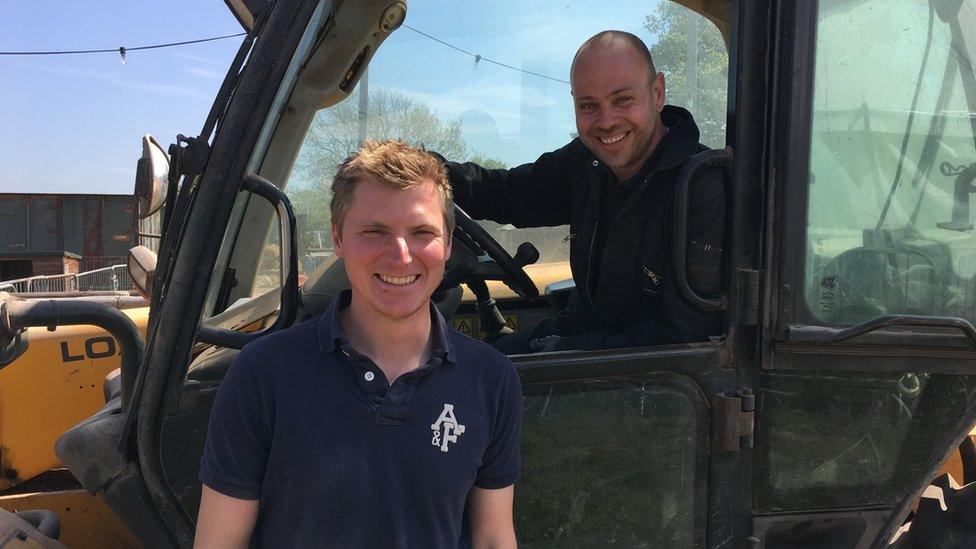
[279,0,728,277]
[803,0,976,327]
[518,375,707,546]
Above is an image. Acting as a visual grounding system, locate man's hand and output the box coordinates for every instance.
[193,485,259,548]
[529,335,562,352]
[468,485,517,548]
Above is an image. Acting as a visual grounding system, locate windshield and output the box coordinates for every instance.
[201,0,729,316]
[803,0,976,327]
[277,0,728,286]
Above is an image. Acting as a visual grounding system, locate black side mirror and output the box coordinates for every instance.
[195,174,299,349]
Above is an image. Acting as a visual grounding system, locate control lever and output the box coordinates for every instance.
[436,257,477,295]
[937,161,976,232]
[467,280,514,344]
[513,242,540,267]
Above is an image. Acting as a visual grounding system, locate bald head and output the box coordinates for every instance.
[571,30,656,88]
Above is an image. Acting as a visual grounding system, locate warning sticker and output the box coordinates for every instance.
[503,315,518,330]
[453,314,519,340]
[453,317,474,335]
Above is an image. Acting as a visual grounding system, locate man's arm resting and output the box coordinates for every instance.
[193,485,259,549]
[435,147,574,228]
[468,485,517,549]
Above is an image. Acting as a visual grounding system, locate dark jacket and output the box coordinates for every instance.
[444,106,725,350]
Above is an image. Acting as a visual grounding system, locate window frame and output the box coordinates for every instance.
[767,0,976,357]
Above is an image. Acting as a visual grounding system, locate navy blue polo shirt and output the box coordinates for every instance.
[199,290,522,547]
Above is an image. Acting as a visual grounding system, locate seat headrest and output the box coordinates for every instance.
[300,254,348,317]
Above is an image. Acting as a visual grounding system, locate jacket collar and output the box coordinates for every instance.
[654,105,702,171]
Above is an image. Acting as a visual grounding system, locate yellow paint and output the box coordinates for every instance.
[0,308,149,490]
[460,261,571,302]
[0,489,138,548]
[937,425,976,486]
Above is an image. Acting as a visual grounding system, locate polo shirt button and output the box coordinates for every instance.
[592,160,599,167]
[364,371,375,382]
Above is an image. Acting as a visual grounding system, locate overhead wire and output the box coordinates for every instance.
[402,24,569,85]
[0,32,246,56]
[4,25,567,86]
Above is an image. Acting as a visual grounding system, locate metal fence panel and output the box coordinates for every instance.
[1,263,132,294]
[76,265,131,292]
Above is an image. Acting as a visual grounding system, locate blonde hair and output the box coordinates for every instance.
[330,140,454,235]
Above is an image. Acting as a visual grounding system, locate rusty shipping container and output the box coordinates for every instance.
[0,194,136,280]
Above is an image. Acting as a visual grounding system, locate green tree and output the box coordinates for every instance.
[466,154,508,170]
[645,3,729,148]
[296,88,469,191]
[289,88,498,245]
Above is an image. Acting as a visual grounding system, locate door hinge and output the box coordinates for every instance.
[737,269,761,326]
[713,389,755,452]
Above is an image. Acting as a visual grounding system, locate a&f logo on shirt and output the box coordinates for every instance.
[431,403,465,453]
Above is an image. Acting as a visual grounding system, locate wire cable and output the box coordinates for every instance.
[402,24,569,85]
[0,32,246,56]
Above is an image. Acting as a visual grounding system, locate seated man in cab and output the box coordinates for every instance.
[439,30,725,354]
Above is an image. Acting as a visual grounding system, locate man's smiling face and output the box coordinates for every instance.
[333,177,450,323]
[571,42,666,182]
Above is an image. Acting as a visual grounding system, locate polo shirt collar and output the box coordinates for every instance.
[317,289,457,364]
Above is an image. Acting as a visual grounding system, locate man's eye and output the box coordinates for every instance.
[577,103,595,112]
[615,96,633,105]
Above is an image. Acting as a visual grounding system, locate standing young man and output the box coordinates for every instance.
[195,140,522,548]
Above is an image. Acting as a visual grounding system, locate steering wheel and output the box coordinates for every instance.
[448,205,540,299]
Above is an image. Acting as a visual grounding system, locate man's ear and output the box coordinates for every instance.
[652,71,666,112]
[331,223,343,258]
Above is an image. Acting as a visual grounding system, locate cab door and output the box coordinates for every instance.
[754,0,976,546]
[507,1,767,546]
[512,345,731,547]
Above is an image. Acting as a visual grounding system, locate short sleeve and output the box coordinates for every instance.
[198,348,273,500]
[475,361,523,489]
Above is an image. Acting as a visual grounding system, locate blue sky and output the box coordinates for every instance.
[0,2,243,195]
[0,0,686,195]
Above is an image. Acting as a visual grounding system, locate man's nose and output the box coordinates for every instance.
[389,236,412,263]
[595,107,617,129]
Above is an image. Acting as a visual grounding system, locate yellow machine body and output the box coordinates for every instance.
[0,490,138,548]
[0,308,149,491]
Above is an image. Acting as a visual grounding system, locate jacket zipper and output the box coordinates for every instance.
[585,171,658,310]
[584,217,599,309]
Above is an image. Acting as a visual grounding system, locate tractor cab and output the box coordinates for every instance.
[8,0,976,546]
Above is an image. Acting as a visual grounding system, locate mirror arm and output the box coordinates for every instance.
[196,174,299,349]
[673,147,732,312]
